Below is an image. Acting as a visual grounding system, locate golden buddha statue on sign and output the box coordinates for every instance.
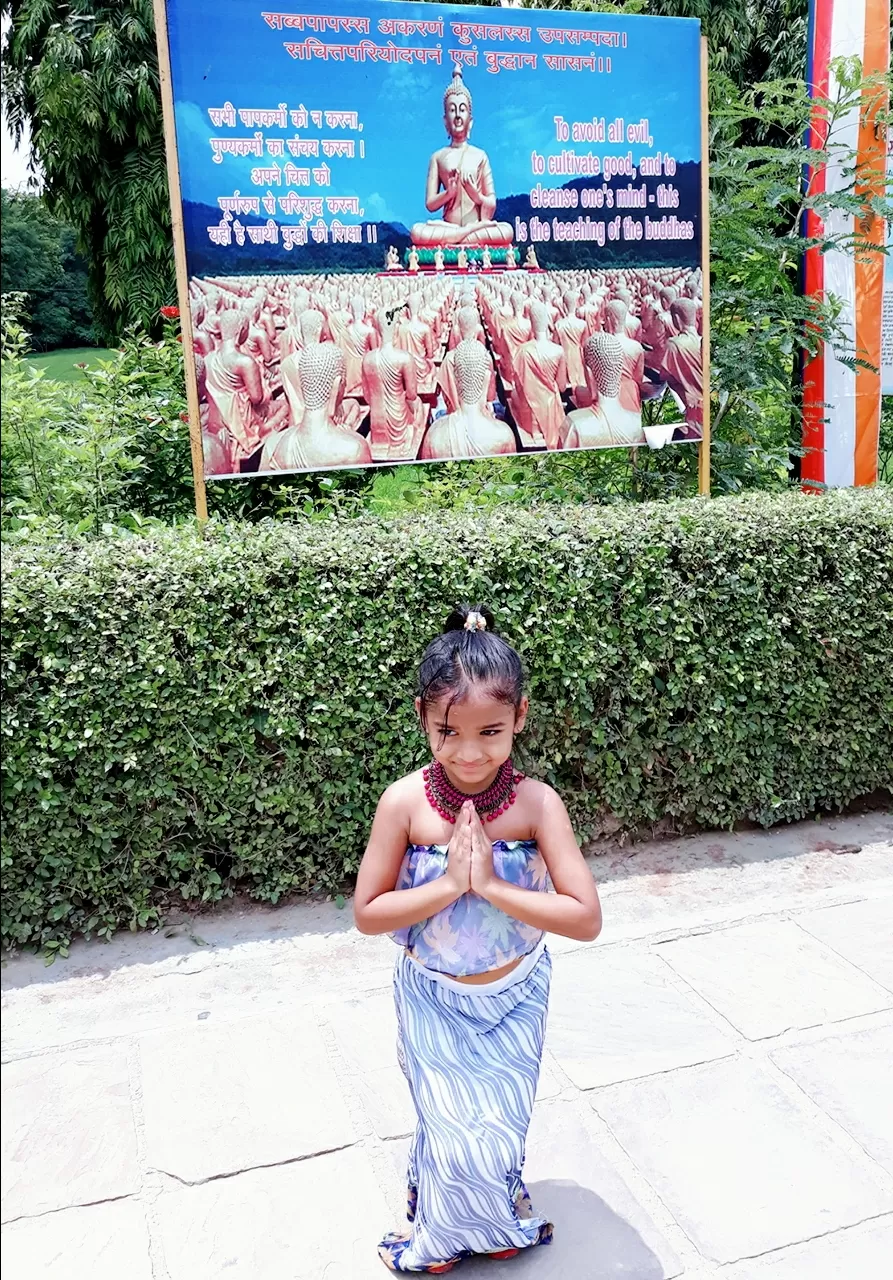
[410,64,514,249]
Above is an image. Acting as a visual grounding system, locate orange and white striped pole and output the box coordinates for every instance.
[801,0,889,489]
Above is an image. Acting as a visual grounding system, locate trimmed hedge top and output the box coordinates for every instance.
[2,488,892,951]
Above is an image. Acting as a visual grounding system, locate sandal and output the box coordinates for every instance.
[378,1234,461,1274]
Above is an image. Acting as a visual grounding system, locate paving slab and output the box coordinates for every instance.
[575,816,893,946]
[1,1043,139,1220]
[771,1021,893,1175]
[326,993,416,1139]
[722,1215,893,1278]
[591,1055,893,1264]
[658,918,890,1040]
[154,1145,389,1279]
[0,1198,153,1279]
[140,1013,354,1182]
[547,948,734,1089]
[380,1097,682,1280]
[796,896,893,993]
[0,928,396,1060]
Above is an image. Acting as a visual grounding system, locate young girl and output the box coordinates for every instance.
[355,605,602,1274]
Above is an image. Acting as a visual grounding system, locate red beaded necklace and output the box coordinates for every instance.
[423,758,524,824]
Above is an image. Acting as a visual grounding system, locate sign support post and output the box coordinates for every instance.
[154,0,208,523]
[698,35,712,497]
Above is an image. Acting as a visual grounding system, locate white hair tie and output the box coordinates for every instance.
[464,611,487,632]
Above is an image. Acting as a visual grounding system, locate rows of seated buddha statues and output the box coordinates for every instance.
[190,265,704,477]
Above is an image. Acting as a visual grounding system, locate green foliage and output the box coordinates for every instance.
[647,1,808,85]
[2,318,146,534]
[0,189,95,350]
[709,62,891,487]
[2,489,891,951]
[880,398,893,486]
[2,1,174,342]
[368,449,699,513]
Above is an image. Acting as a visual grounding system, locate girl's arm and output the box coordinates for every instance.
[353,785,470,936]
[470,789,602,942]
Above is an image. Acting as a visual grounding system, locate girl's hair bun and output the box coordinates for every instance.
[419,603,524,730]
[443,603,496,635]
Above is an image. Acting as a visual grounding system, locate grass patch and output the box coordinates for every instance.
[24,347,117,382]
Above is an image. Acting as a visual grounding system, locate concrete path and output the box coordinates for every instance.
[2,811,893,1279]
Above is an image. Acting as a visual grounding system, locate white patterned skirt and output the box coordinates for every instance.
[379,941,553,1273]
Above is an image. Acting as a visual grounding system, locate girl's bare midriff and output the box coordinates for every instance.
[409,950,524,985]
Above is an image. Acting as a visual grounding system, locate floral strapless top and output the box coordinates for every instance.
[390,840,551,977]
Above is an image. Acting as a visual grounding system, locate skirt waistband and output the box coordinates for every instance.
[402,937,547,995]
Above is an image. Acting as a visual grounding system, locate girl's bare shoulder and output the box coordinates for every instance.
[378,768,426,814]
[515,776,570,824]
[516,775,562,803]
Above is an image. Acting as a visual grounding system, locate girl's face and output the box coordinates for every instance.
[417,687,528,791]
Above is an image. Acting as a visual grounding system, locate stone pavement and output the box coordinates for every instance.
[2,811,893,1280]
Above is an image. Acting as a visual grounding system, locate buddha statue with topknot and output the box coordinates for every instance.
[410,64,514,249]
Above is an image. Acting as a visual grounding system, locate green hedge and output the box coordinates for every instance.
[2,489,892,951]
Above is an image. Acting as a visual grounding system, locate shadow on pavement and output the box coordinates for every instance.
[458,1179,668,1278]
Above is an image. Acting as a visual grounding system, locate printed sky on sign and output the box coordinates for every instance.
[166,0,701,220]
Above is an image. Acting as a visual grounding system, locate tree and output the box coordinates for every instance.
[1,1,174,343]
[0,189,95,349]
[534,1,809,85]
[647,0,808,85]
